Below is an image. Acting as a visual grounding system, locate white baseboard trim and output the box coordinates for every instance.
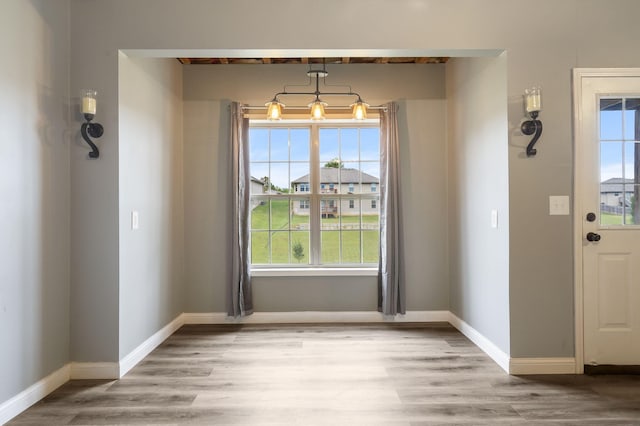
[448,312,511,374]
[182,310,450,324]
[509,357,577,375]
[119,314,184,377]
[0,364,70,425]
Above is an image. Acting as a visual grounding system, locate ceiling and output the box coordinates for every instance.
[177,57,449,65]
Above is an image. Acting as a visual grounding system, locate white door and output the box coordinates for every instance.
[577,70,640,366]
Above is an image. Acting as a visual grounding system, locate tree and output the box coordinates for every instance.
[292,241,305,263]
[324,157,344,168]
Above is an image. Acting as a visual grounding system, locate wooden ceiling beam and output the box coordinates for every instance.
[178,57,449,65]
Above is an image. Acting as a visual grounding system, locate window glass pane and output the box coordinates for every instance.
[341,128,359,161]
[319,128,339,162]
[341,163,361,193]
[251,232,269,264]
[321,231,339,264]
[360,128,380,160]
[622,184,636,225]
[600,142,623,183]
[270,199,290,230]
[292,198,310,230]
[623,142,638,179]
[290,163,309,194]
[251,199,269,230]
[291,231,309,264]
[361,162,380,185]
[600,181,624,225]
[362,231,379,263]
[271,231,290,263]
[600,98,623,140]
[249,128,269,161]
[270,128,289,161]
[290,128,310,161]
[341,231,361,263]
[250,163,269,194]
[269,162,289,193]
[624,99,640,141]
[626,184,640,225]
[320,165,339,193]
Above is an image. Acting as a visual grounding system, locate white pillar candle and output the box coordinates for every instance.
[525,87,541,113]
[82,96,96,115]
[81,89,97,115]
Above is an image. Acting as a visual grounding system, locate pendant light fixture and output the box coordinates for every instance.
[265,66,368,121]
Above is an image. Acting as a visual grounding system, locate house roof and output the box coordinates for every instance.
[292,167,379,184]
[601,177,634,193]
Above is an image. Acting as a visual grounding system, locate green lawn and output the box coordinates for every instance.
[251,199,379,264]
[600,212,634,225]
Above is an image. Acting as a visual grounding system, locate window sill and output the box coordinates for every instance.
[251,267,379,278]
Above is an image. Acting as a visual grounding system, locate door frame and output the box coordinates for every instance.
[573,68,640,374]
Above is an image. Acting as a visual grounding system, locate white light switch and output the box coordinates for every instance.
[131,210,139,230]
[491,209,499,228]
[549,196,570,215]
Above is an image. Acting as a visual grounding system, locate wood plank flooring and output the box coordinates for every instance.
[8,323,640,425]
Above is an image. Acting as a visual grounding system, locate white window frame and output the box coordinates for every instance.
[249,119,380,268]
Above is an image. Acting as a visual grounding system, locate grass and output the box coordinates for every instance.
[251,199,379,264]
[600,212,635,225]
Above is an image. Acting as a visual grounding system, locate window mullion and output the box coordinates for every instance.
[310,124,321,265]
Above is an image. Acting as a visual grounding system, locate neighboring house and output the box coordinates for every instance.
[600,177,633,209]
[250,177,266,210]
[291,167,379,216]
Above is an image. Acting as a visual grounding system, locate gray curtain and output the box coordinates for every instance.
[228,102,253,317]
[378,102,405,315]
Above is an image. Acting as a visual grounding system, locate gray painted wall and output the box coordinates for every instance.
[182,65,449,312]
[66,0,640,361]
[447,56,510,354]
[118,56,184,359]
[0,0,70,402]
[5,3,640,408]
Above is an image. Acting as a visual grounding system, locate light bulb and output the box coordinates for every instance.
[351,100,369,120]
[309,100,327,120]
[265,100,283,120]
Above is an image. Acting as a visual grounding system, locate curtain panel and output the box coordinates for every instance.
[228,102,253,317]
[378,102,405,315]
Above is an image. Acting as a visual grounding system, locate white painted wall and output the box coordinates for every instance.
[447,55,510,354]
[0,0,70,403]
[182,65,449,312]
[118,56,184,359]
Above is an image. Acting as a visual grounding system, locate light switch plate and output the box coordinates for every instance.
[549,195,570,215]
[491,209,498,228]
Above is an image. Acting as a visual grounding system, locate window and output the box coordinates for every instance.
[371,183,377,192]
[249,122,380,266]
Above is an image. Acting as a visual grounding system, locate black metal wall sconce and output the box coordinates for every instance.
[521,86,542,157]
[80,89,104,159]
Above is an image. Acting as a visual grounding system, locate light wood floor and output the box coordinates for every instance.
[8,323,640,425]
